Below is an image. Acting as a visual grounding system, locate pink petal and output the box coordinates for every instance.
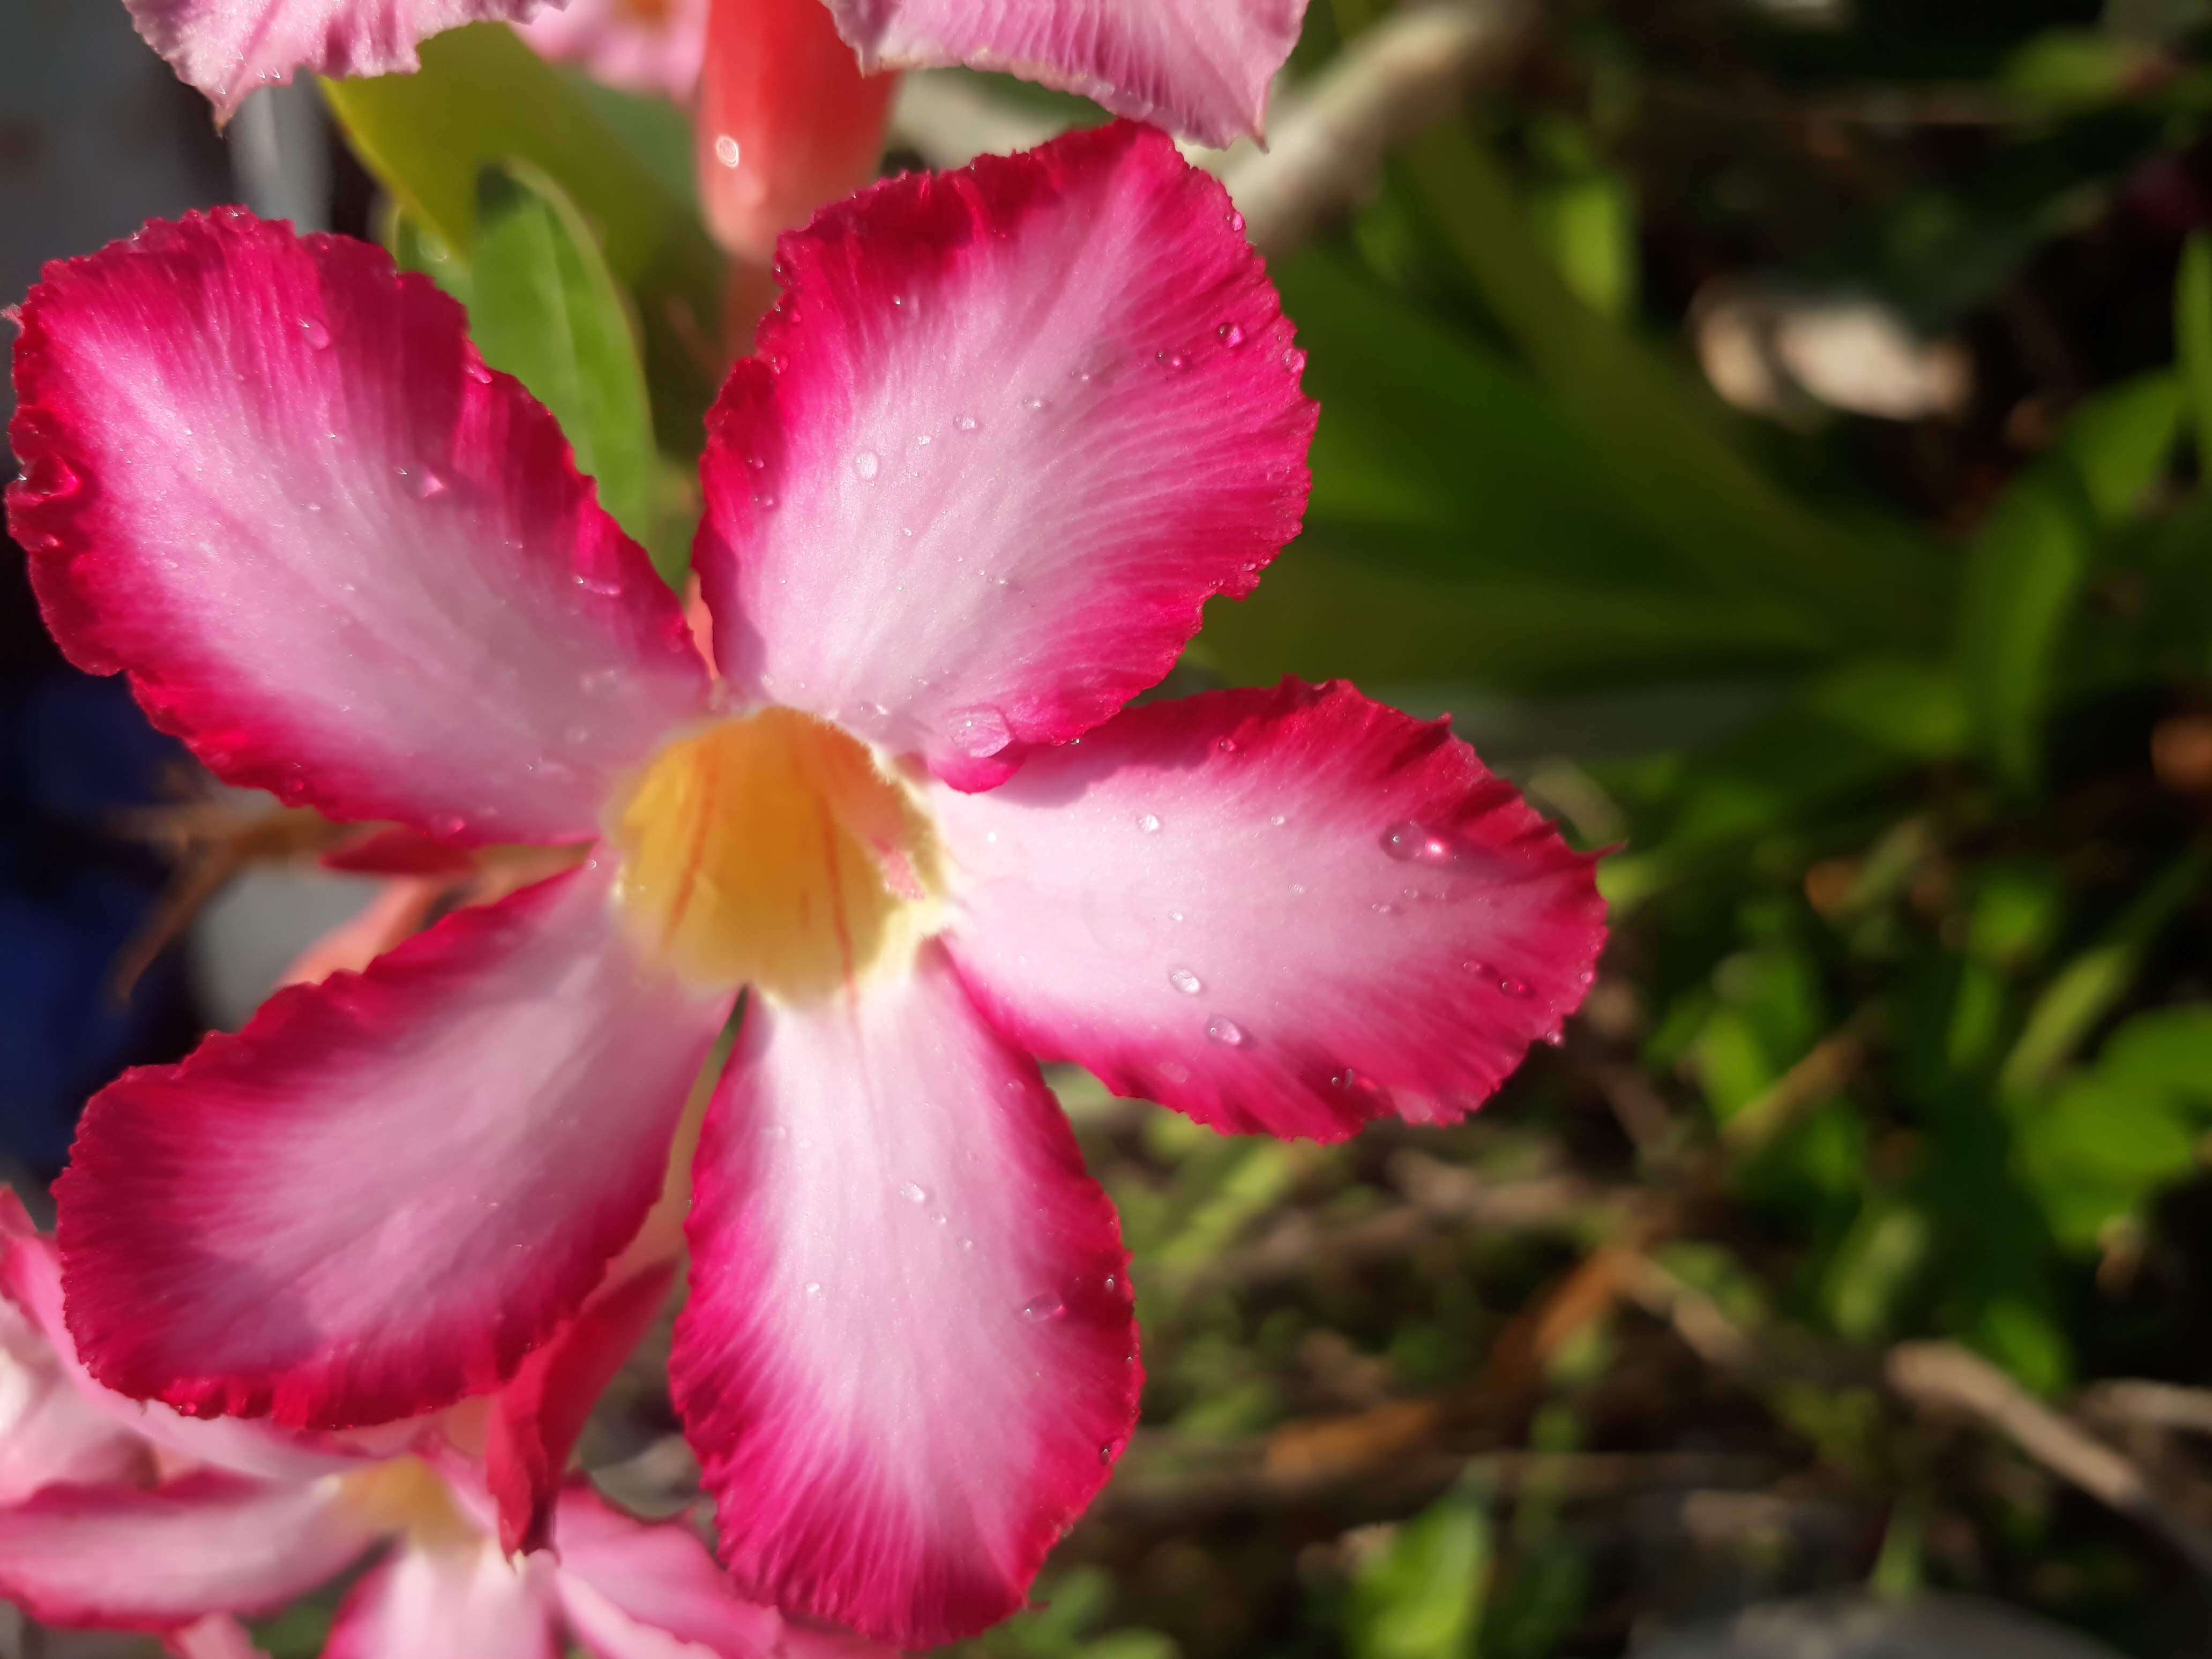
[326,1538,562,1659]
[694,121,1314,790]
[57,860,736,1430]
[0,1471,379,1630]
[669,947,1139,1647]
[167,1616,271,1659]
[125,0,551,122]
[518,0,709,100]
[1,1197,365,1485]
[931,681,1608,1140]
[0,1202,149,1505]
[825,0,1306,147]
[550,1482,883,1659]
[485,1258,678,1555]
[8,211,706,848]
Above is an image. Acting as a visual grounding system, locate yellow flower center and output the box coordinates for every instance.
[340,1457,475,1549]
[608,709,945,1004]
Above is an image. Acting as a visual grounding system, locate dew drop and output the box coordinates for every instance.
[1216,737,1238,754]
[1169,967,1202,996]
[1219,322,1246,348]
[959,1237,975,1252]
[803,1281,823,1298]
[1269,814,1287,827]
[1098,1444,1115,1463]
[574,572,624,597]
[1497,976,1531,998]
[1289,883,1307,896]
[915,432,932,447]
[1135,812,1162,834]
[1022,395,1049,412]
[1167,910,1184,923]
[1206,1016,1246,1047]
[1227,209,1247,233]
[1372,901,1400,916]
[899,1181,928,1205]
[1542,1029,1565,1047]
[950,706,1012,758]
[1103,1275,1118,1292]
[1383,821,1456,864]
[955,414,980,433]
[851,450,881,481]
[1020,1294,1066,1324]
[405,466,449,501]
[300,317,331,350]
[713,134,742,168]
[464,360,494,386]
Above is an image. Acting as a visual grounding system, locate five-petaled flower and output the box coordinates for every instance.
[0,1197,873,1659]
[8,122,1604,1645]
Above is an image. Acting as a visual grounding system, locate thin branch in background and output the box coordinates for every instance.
[1886,1342,2212,1586]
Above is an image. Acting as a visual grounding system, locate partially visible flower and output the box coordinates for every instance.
[516,0,711,100]
[121,0,554,123]
[0,1197,858,1659]
[128,0,1307,149]
[825,0,1311,147]
[12,123,1603,1647]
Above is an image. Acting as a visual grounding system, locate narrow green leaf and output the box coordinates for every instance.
[1394,121,1945,649]
[322,24,723,457]
[1346,1488,1491,1659]
[2177,233,2212,464]
[1957,372,2179,788]
[1999,846,2211,1101]
[468,160,668,581]
[379,199,473,308]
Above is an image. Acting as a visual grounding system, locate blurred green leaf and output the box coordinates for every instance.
[2000,845,2209,1100]
[1346,1489,1491,1659]
[1394,121,1944,649]
[468,161,666,579]
[2000,30,2159,114]
[323,24,723,457]
[2178,233,2212,466]
[1957,373,2180,789]
[380,200,473,308]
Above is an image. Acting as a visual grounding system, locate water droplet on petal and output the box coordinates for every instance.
[950,706,1012,758]
[1384,821,1457,863]
[1135,813,1162,834]
[1498,976,1530,998]
[955,414,980,433]
[1269,814,1287,827]
[1169,968,1202,995]
[899,1181,928,1205]
[1023,395,1049,412]
[406,466,448,501]
[803,1281,822,1298]
[464,359,494,386]
[959,1237,975,1252]
[1206,1016,1245,1047]
[1020,1294,1066,1323]
[852,450,881,481]
[300,318,331,350]
[1216,737,1238,754]
[1219,322,1245,348]
[575,572,623,597]
[1227,209,1247,233]
[713,134,741,168]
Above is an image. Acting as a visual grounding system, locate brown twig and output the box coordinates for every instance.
[1886,1341,2212,1584]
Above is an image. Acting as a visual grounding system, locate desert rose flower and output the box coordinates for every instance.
[124,0,1307,146]
[0,1197,856,1659]
[10,122,1604,1645]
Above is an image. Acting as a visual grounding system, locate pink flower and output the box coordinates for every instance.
[515,0,711,99]
[128,0,1307,146]
[0,1198,854,1659]
[825,0,1310,147]
[9,123,1604,1645]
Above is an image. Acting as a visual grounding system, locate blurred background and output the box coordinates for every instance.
[10,0,2212,1654]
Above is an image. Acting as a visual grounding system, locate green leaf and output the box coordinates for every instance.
[1346,1489,1491,1659]
[2178,233,2212,465]
[322,24,724,458]
[1194,252,1842,689]
[1956,372,2180,789]
[380,200,472,309]
[1999,845,2211,1100]
[468,160,668,581]
[1393,121,1944,650]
